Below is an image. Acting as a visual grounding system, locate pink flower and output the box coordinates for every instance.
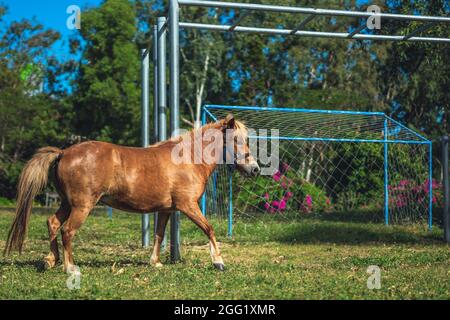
[326,198,331,206]
[272,171,281,182]
[305,195,313,207]
[272,200,280,209]
[279,199,287,210]
[264,193,269,200]
[281,163,290,173]
[399,180,409,186]
[263,202,270,210]
[285,191,293,199]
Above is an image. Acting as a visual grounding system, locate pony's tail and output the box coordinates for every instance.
[4,147,63,255]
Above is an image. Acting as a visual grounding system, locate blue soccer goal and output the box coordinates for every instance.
[201,105,433,237]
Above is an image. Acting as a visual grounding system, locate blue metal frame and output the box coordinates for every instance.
[384,118,389,226]
[228,166,233,237]
[202,104,433,233]
[206,104,386,116]
[429,142,433,230]
[201,108,207,216]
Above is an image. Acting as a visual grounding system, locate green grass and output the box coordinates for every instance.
[0,209,448,300]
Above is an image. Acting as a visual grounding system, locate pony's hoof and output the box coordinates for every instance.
[42,258,57,270]
[213,263,225,271]
[154,262,163,268]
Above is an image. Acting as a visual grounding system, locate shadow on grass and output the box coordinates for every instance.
[0,259,48,272]
[270,222,442,245]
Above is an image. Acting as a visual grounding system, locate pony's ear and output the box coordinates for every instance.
[223,113,235,129]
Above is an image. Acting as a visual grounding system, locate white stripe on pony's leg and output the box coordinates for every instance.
[209,241,224,265]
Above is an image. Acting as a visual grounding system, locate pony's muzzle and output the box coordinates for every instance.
[250,165,260,177]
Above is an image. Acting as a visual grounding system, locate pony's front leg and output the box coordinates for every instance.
[150,212,171,267]
[178,202,225,271]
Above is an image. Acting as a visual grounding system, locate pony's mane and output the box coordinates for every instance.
[152,118,248,147]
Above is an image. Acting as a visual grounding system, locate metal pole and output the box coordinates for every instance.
[169,0,181,262]
[153,25,159,146]
[228,166,233,238]
[428,143,433,231]
[157,17,168,250]
[178,0,450,23]
[179,22,450,43]
[107,206,113,219]
[212,171,217,212]
[442,136,450,243]
[141,48,150,248]
[201,108,207,216]
[152,25,159,239]
[384,118,389,226]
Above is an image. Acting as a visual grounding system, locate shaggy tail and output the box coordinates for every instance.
[4,147,63,255]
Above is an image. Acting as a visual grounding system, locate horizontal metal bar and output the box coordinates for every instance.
[347,23,368,39]
[179,0,450,23]
[291,14,316,34]
[229,10,250,32]
[384,115,429,142]
[203,107,218,121]
[205,104,385,116]
[249,135,431,145]
[180,22,450,43]
[404,22,437,40]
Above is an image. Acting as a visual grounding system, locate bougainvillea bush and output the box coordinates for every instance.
[235,162,332,214]
[389,179,443,211]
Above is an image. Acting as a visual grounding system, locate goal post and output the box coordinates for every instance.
[202,105,433,235]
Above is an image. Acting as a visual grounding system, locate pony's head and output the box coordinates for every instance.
[220,114,260,177]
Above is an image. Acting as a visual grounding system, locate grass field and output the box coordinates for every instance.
[0,208,448,300]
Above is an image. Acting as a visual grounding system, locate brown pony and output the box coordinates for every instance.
[4,114,260,272]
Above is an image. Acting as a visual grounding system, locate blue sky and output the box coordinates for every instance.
[1,0,102,60]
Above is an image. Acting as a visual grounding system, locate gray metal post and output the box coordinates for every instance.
[169,0,181,262]
[442,136,449,243]
[157,17,168,250]
[152,25,159,239]
[153,25,159,146]
[158,17,167,142]
[141,48,150,248]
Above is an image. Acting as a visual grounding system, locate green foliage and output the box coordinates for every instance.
[0,0,448,205]
[293,180,331,213]
[328,143,384,210]
[71,0,141,145]
[0,197,14,206]
[235,165,332,214]
[0,5,70,200]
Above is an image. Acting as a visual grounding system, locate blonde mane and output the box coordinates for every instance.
[151,117,248,148]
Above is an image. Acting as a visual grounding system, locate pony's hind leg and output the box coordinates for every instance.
[150,212,171,267]
[178,202,225,271]
[44,204,70,269]
[61,206,91,273]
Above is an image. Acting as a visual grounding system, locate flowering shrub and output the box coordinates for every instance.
[389,179,443,210]
[235,162,332,214]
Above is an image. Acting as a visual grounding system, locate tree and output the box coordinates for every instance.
[377,0,449,140]
[0,5,69,198]
[72,0,141,145]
